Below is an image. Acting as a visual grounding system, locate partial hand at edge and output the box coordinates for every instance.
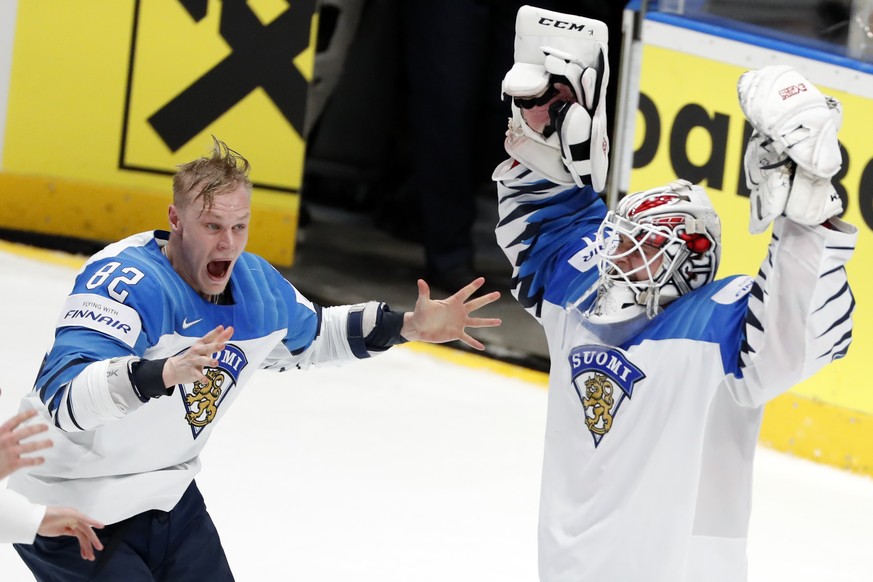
[0,409,51,480]
[38,506,104,561]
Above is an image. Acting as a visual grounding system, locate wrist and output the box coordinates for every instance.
[365,309,408,349]
[127,358,173,402]
[399,312,417,342]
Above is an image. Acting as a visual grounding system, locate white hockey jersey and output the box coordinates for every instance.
[0,488,44,543]
[8,231,389,525]
[494,160,856,582]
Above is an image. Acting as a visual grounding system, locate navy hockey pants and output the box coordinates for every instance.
[14,480,234,581]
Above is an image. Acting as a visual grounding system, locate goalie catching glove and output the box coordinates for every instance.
[738,65,844,233]
[498,5,609,192]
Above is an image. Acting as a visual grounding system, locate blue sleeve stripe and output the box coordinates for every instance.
[817,330,853,360]
[816,296,855,337]
[505,218,540,248]
[65,390,85,431]
[812,281,850,314]
[822,265,845,278]
[750,281,765,302]
[498,204,538,229]
[47,384,67,420]
[744,308,763,333]
[290,304,321,357]
[39,356,92,411]
[756,268,768,283]
[832,342,852,360]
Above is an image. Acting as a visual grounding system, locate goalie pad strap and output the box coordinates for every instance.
[569,140,592,161]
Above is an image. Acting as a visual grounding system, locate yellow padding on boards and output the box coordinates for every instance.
[760,393,873,477]
[0,172,298,266]
[1,238,869,478]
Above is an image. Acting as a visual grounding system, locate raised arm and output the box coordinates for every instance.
[261,266,501,372]
[728,66,856,406]
[493,7,612,321]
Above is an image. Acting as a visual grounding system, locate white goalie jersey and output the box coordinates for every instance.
[493,159,856,582]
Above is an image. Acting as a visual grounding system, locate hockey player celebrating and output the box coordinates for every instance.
[494,5,855,582]
[8,138,502,580]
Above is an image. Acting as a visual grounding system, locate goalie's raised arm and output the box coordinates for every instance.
[738,65,844,233]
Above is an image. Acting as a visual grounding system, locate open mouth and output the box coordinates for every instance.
[207,260,231,280]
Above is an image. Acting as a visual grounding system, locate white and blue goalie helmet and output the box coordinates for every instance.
[593,179,722,319]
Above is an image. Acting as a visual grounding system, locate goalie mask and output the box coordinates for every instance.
[589,180,721,322]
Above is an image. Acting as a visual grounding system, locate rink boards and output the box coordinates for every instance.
[0,1,312,266]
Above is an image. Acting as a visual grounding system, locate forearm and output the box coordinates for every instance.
[0,489,46,544]
[732,217,856,406]
[55,357,173,431]
[295,302,406,368]
[494,165,605,316]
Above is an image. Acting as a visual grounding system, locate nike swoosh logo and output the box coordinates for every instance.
[182,317,203,330]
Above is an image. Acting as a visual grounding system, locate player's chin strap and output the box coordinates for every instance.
[738,65,844,233]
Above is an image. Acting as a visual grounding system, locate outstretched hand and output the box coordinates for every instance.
[401,278,502,351]
[162,325,234,387]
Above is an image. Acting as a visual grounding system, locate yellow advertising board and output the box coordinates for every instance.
[0,0,316,265]
[632,20,873,474]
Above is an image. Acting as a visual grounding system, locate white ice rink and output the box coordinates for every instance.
[1,245,872,581]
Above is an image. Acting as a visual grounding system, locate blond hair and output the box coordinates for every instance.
[173,136,252,211]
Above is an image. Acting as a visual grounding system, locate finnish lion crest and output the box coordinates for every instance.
[583,373,615,435]
[185,369,225,428]
[569,346,645,447]
[179,343,248,439]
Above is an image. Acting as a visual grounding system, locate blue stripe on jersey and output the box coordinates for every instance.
[503,182,605,313]
[37,333,135,413]
[625,276,751,377]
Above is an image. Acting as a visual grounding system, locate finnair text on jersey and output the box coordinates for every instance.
[63,310,132,333]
